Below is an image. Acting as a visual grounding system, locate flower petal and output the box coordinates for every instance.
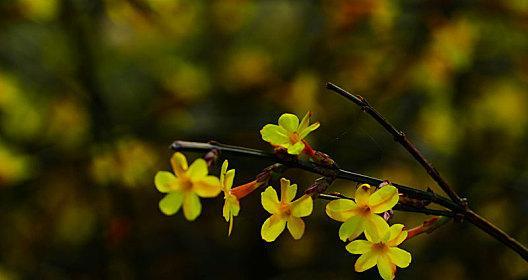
[228,213,234,236]
[354,250,377,272]
[183,192,202,221]
[299,122,320,139]
[260,124,289,145]
[155,171,178,193]
[220,160,228,184]
[365,214,390,243]
[278,113,299,133]
[193,176,222,197]
[230,198,240,216]
[279,178,296,203]
[298,111,311,132]
[223,200,230,222]
[286,141,305,155]
[291,195,313,217]
[368,185,399,213]
[339,216,366,241]
[346,240,372,254]
[355,184,373,207]
[187,158,208,179]
[170,152,188,177]
[287,216,305,240]
[387,224,408,246]
[377,254,396,280]
[158,192,184,215]
[261,186,280,214]
[261,215,286,242]
[326,199,358,222]
[224,169,235,191]
[388,247,412,268]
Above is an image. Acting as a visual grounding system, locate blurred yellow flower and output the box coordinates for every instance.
[220,160,240,236]
[326,184,399,241]
[154,152,222,221]
[260,178,313,242]
[346,224,411,280]
[260,112,320,155]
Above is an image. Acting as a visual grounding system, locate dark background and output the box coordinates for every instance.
[0,0,527,279]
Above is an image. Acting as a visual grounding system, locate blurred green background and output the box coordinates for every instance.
[1,0,527,279]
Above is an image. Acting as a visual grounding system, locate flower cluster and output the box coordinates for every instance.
[327,184,411,280]
[154,112,412,279]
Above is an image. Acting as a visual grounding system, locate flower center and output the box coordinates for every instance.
[358,206,371,216]
[279,203,292,217]
[372,242,389,253]
[180,177,193,191]
[289,132,300,144]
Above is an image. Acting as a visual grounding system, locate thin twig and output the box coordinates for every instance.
[171,140,459,210]
[325,82,528,261]
[326,82,466,208]
[465,209,528,260]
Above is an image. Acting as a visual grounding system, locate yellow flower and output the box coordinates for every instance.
[346,224,411,280]
[220,160,240,236]
[260,112,320,155]
[260,178,313,242]
[154,152,222,221]
[326,184,399,241]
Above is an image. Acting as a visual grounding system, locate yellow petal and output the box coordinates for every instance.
[377,254,396,280]
[170,152,188,177]
[187,158,208,179]
[278,113,299,133]
[339,216,366,241]
[387,224,408,247]
[286,141,305,155]
[158,192,184,215]
[298,111,311,132]
[346,240,372,254]
[354,184,373,207]
[355,250,377,272]
[154,171,178,193]
[193,176,222,198]
[368,185,399,213]
[291,195,313,217]
[261,215,286,242]
[326,199,358,222]
[228,213,234,236]
[365,214,390,243]
[387,247,411,268]
[280,178,296,203]
[260,124,289,145]
[299,122,320,139]
[223,169,235,191]
[261,186,280,214]
[220,160,228,184]
[230,198,240,216]
[223,200,230,222]
[183,192,201,221]
[287,216,305,240]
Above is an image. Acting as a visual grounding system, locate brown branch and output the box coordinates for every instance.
[465,209,528,261]
[171,140,459,210]
[325,82,528,261]
[326,82,466,207]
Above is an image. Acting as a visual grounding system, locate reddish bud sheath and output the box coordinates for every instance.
[231,180,261,200]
